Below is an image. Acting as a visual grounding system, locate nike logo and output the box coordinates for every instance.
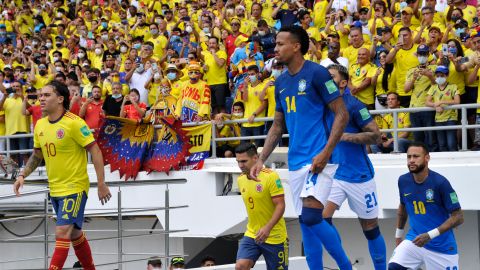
[404,193,412,197]
[279,88,286,94]
[366,209,373,213]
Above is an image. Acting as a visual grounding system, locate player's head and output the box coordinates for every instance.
[406,142,430,174]
[275,25,309,64]
[40,80,70,113]
[327,64,348,93]
[235,143,259,174]
[200,255,216,267]
[147,258,162,270]
[232,102,245,118]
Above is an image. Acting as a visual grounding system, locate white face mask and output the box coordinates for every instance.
[101,34,109,41]
[258,30,266,36]
[56,12,63,17]
[53,56,59,62]
[120,46,128,53]
[185,25,193,33]
[46,42,52,48]
[78,52,85,58]
[232,112,244,118]
[55,66,62,72]
[435,77,447,85]
[418,56,428,64]
[95,48,102,55]
[154,73,161,80]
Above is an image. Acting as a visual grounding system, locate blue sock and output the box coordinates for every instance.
[299,216,324,269]
[302,207,352,270]
[364,227,387,270]
[324,217,342,243]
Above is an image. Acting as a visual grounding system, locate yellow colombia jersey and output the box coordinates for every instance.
[427,83,459,122]
[238,169,287,244]
[34,112,95,197]
[406,65,437,108]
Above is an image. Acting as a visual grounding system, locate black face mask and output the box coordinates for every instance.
[88,75,97,83]
[56,42,62,47]
[39,70,47,76]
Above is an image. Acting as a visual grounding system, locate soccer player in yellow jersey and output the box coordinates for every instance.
[13,81,111,270]
[235,143,288,270]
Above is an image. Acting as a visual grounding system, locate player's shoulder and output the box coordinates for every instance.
[260,168,279,178]
[63,111,82,121]
[398,172,412,185]
[428,169,450,185]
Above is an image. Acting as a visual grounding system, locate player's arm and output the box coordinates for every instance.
[250,111,285,179]
[341,120,382,145]
[395,203,408,246]
[310,97,349,173]
[87,143,112,205]
[412,208,463,247]
[13,149,44,196]
[255,194,286,244]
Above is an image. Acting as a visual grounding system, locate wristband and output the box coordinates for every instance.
[427,228,440,239]
[395,228,404,238]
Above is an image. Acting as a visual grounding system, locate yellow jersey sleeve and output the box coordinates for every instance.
[267,171,284,198]
[70,115,95,148]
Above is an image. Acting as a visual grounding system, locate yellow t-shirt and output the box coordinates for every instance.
[374,67,387,96]
[313,0,328,29]
[3,97,30,135]
[243,81,267,128]
[175,80,211,121]
[406,65,437,108]
[342,44,370,68]
[349,63,376,105]
[444,5,476,26]
[34,112,94,197]
[264,78,276,118]
[306,26,322,41]
[447,61,465,95]
[238,169,287,245]
[202,50,228,85]
[391,44,419,96]
[148,34,168,60]
[33,74,54,91]
[380,111,413,140]
[148,81,162,107]
[427,83,459,122]
[169,80,186,100]
[0,110,5,136]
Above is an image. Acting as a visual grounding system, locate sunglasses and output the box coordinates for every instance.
[188,71,201,75]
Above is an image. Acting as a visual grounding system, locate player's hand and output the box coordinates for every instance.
[13,176,25,196]
[255,226,272,244]
[395,237,403,247]
[310,150,330,174]
[412,233,431,247]
[250,159,264,180]
[97,182,112,205]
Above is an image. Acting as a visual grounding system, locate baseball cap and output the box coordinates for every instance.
[435,65,449,75]
[428,26,441,33]
[170,257,185,265]
[401,7,413,15]
[187,61,202,72]
[359,7,369,13]
[234,35,249,47]
[417,44,429,54]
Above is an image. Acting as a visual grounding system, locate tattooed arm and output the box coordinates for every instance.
[341,120,382,145]
[13,148,44,196]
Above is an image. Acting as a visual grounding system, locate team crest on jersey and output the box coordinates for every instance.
[298,79,307,95]
[256,184,263,192]
[56,129,65,139]
[104,124,117,135]
[426,189,434,202]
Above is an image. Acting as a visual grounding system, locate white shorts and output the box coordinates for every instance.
[288,164,338,216]
[389,240,459,269]
[327,178,379,219]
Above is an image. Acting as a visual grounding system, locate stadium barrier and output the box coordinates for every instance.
[0,179,187,270]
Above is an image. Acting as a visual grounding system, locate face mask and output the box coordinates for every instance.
[136,64,144,73]
[271,69,282,78]
[112,93,122,99]
[418,56,428,64]
[451,16,460,22]
[202,27,210,33]
[400,2,408,9]
[449,47,458,55]
[249,75,257,83]
[46,42,52,48]
[53,56,59,62]
[102,22,108,29]
[120,46,128,53]
[185,25,193,33]
[55,66,62,72]
[101,34,109,41]
[32,40,38,46]
[88,75,97,82]
[258,30,266,36]
[151,29,158,35]
[155,19,162,24]
[133,43,141,50]
[167,72,177,80]
[55,42,62,47]
[232,112,244,118]
[171,35,181,43]
[435,77,447,85]
[39,70,47,76]
[8,93,14,98]
[454,28,465,37]
[56,12,63,17]
[95,48,102,55]
[154,73,161,80]
[78,52,85,58]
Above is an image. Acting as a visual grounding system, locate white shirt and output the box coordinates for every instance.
[129,69,152,105]
[320,57,349,69]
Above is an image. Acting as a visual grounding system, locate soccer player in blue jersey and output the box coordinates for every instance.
[322,64,387,270]
[250,26,351,270]
[388,142,464,270]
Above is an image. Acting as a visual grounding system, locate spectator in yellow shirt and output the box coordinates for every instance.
[348,48,377,109]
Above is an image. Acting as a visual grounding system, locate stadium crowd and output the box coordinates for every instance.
[0,0,480,163]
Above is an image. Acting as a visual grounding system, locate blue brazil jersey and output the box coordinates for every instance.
[398,170,461,255]
[275,61,341,170]
[333,93,375,183]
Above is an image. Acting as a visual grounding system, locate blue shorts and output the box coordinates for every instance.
[236,236,288,270]
[50,192,87,229]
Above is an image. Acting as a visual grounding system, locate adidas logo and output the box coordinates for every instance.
[62,214,69,220]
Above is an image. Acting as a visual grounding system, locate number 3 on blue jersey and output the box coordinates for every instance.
[285,96,296,113]
[365,192,378,208]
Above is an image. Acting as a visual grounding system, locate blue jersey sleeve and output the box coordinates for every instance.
[439,179,461,213]
[398,177,405,205]
[349,96,373,129]
[274,79,283,113]
[311,65,341,105]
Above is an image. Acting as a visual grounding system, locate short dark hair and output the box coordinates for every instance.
[235,142,258,156]
[200,255,216,265]
[47,80,70,110]
[278,25,309,55]
[129,88,140,97]
[233,101,244,111]
[407,141,429,154]
[147,258,162,267]
[399,27,412,34]
[387,91,399,99]
[247,65,259,72]
[257,19,268,28]
[327,64,349,82]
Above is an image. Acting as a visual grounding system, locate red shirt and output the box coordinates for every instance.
[124,103,146,121]
[225,33,247,66]
[27,105,42,127]
[84,100,104,130]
